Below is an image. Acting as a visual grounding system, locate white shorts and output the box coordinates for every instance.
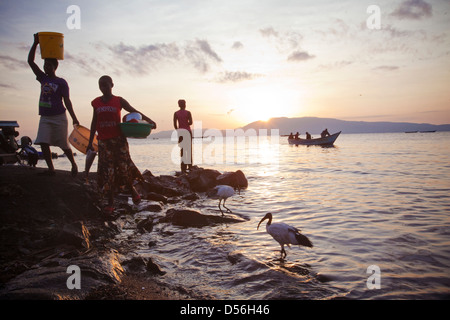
[35,112,70,149]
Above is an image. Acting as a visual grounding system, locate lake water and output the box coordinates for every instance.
[44,131,450,299]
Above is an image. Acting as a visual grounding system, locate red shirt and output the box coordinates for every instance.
[91,95,122,140]
[175,109,192,133]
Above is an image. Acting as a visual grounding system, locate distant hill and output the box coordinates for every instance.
[149,117,450,138]
[241,117,450,135]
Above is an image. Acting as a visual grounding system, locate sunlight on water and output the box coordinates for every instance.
[45,132,450,299]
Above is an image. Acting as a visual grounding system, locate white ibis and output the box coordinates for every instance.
[257,212,313,259]
[208,185,235,216]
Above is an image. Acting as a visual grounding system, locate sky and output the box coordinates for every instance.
[0,0,449,137]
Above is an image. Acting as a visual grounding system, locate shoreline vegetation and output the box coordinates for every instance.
[0,165,247,300]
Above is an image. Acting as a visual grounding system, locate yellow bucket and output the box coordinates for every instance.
[38,32,64,60]
[69,125,98,154]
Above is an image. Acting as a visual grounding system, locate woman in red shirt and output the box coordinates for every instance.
[87,75,156,215]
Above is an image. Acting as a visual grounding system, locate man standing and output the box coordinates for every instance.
[173,99,193,173]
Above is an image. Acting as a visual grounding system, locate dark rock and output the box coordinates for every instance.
[141,202,163,212]
[227,252,245,265]
[186,167,221,192]
[140,180,183,197]
[122,256,147,274]
[117,203,135,215]
[162,208,208,226]
[146,258,166,276]
[216,170,248,190]
[144,192,168,204]
[122,256,165,276]
[0,249,123,300]
[182,193,199,201]
[56,221,91,249]
[136,218,154,233]
[142,170,154,179]
[161,208,247,227]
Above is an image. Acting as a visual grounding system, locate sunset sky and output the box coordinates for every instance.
[0,0,449,137]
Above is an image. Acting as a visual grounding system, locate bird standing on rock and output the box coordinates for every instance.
[257,212,313,259]
[208,185,235,216]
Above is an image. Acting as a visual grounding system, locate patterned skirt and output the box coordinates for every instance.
[97,135,143,196]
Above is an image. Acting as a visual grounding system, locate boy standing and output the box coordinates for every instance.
[28,33,79,176]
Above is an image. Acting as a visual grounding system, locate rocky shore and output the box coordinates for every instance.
[0,165,247,300]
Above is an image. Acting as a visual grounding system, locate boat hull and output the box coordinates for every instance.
[288,131,341,146]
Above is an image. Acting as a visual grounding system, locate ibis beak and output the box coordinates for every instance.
[257,213,271,230]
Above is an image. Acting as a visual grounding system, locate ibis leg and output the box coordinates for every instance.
[223,199,232,213]
[281,245,287,259]
[218,199,224,216]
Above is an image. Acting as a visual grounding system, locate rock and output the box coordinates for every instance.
[216,170,248,190]
[136,218,154,233]
[160,208,247,227]
[142,170,154,179]
[122,256,165,276]
[182,193,199,201]
[186,167,221,192]
[141,202,163,212]
[56,221,91,249]
[140,180,184,197]
[122,256,147,274]
[143,192,168,204]
[161,208,207,226]
[146,258,166,276]
[0,249,124,300]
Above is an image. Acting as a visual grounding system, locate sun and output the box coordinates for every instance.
[229,83,301,124]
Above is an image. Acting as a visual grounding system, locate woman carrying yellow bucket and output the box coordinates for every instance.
[27,32,80,176]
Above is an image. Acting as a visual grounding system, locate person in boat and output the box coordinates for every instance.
[173,99,193,174]
[28,33,79,176]
[306,132,312,140]
[288,132,294,139]
[294,132,300,139]
[321,128,330,138]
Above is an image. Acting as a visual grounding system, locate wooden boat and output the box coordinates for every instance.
[288,131,341,146]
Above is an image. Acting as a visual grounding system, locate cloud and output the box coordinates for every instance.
[0,82,16,89]
[88,39,222,75]
[216,71,263,83]
[64,51,119,76]
[383,24,418,38]
[260,26,303,50]
[231,41,244,50]
[260,26,312,62]
[287,50,315,62]
[259,27,279,38]
[372,65,400,71]
[0,55,29,70]
[185,39,222,73]
[195,39,222,62]
[105,41,181,75]
[317,60,353,71]
[391,0,432,20]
